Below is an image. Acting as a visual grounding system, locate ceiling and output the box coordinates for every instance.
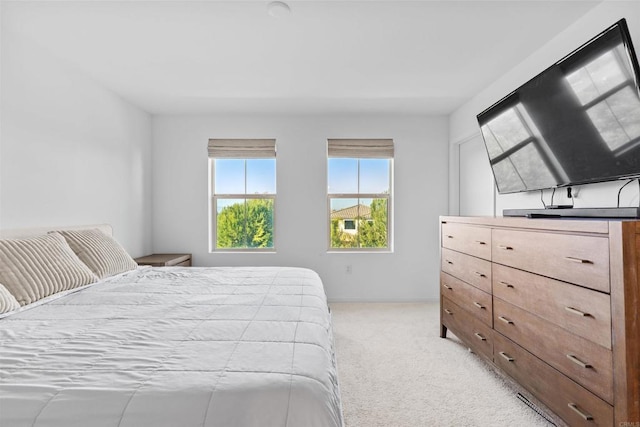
[2,0,603,115]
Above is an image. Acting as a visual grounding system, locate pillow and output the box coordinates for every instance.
[0,233,99,306]
[55,228,138,279]
[0,283,20,313]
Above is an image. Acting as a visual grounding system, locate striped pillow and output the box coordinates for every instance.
[56,229,138,279]
[0,233,99,306]
[0,283,20,313]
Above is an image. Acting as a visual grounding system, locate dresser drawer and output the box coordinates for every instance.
[494,298,613,404]
[494,333,613,427]
[493,264,612,349]
[492,229,610,292]
[441,248,492,293]
[442,297,493,361]
[441,272,492,327]
[442,223,491,260]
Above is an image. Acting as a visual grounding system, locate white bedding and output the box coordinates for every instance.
[0,266,343,427]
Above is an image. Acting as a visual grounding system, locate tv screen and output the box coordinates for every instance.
[477,19,640,194]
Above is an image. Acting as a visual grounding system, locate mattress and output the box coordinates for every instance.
[0,266,343,427]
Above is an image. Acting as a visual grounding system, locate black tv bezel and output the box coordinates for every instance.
[476,18,640,195]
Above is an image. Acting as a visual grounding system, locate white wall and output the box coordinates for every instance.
[459,134,495,216]
[1,25,153,256]
[152,115,449,301]
[449,1,640,216]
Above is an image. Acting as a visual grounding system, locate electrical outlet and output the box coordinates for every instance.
[345,265,352,274]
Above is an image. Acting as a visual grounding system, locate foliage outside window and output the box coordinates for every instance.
[328,139,393,251]
[208,139,276,251]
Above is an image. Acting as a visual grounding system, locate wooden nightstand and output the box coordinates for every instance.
[135,253,192,267]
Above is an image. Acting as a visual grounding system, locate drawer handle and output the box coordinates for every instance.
[445,260,453,265]
[475,240,487,245]
[443,284,453,290]
[498,281,514,289]
[567,354,593,369]
[474,332,487,341]
[498,316,514,325]
[473,302,485,309]
[499,351,514,362]
[444,309,453,315]
[565,306,590,317]
[474,271,486,278]
[564,256,592,264]
[446,235,454,239]
[497,245,513,250]
[567,403,594,421]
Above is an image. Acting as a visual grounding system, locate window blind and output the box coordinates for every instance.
[208,139,276,159]
[327,139,394,158]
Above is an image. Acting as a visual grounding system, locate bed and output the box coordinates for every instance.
[0,225,343,427]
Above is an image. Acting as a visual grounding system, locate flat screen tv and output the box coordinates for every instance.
[477,18,640,195]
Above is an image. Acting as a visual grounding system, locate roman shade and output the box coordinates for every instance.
[208,139,276,159]
[327,139,394,158]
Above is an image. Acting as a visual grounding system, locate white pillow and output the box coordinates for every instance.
[55,228,138,279]
[0,283,20,313]
[0,233,99,306]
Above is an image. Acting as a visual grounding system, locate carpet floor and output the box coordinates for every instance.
[330,302,554,427]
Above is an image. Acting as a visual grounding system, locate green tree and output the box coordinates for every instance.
[216,201,246,248]
[359,199,388,248]
[217,199,274,249]
[330,219,343,248]
[246,199,274,248]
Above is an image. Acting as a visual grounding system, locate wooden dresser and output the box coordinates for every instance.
[439,216,639,427]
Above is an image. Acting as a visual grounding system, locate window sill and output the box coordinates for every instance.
[209,250,276,254]
[326,250,393,254]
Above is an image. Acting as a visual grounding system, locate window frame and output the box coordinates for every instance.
[208,147,276,253]
[343,219,356,230]
[327,155,393,252]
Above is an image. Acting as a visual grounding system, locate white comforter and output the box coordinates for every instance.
[0,267,343,427]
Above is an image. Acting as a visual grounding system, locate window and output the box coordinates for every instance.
[328,139,393,250]
[344,220,356,230]
[208,139,276,251]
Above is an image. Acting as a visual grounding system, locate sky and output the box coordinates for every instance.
[215,159,276,195]
[327,158,390,195]
[215,158,390,200]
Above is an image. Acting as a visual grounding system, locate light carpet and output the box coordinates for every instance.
[330,302,554,427]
